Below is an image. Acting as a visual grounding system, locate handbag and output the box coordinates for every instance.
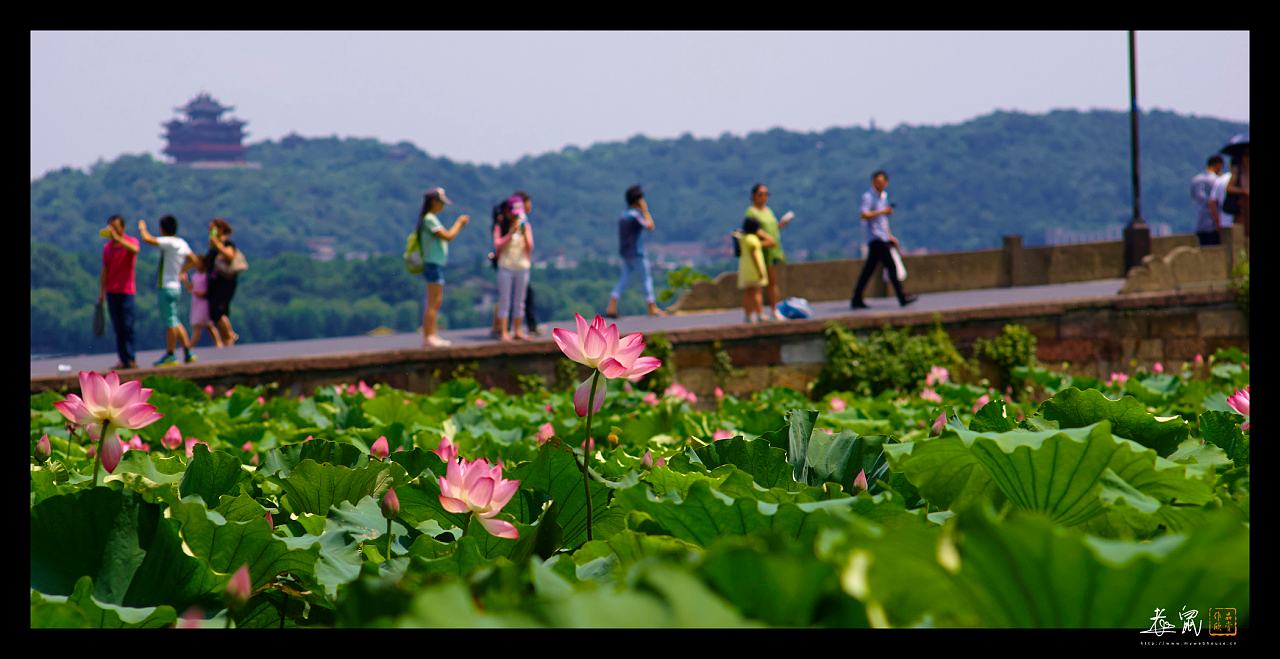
[93,301,106,336]
[216,248,248,276]
[883,245,908,282]
[404,217,425,274]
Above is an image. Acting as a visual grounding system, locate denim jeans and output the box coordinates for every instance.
[106,293,136,365]
[496,267,530,321]
[611,254,655,303]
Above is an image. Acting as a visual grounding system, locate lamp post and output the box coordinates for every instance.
[1123,30,1151,272]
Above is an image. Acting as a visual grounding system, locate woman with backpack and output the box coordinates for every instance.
[492,195,534,341]
[409,187,470,348]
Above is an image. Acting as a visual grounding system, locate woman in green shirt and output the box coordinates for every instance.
[416,187,470,348]
[744,183,793,321]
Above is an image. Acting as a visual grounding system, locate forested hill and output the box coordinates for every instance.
[32,109,1245,262]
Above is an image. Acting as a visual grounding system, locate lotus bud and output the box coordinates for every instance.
[225,388,235,397]
[1195,354,1204,367]
[715,387,725,401]
[250,453,259,465]
[713,429,734,441]
[264,511,274,528]
[162,425,183,450]
[643,392,659,406]
[225,564,252,607]
[830,397,846,412]
[203,385,214,397]
[256,396,266,406]
[346,384,357,395]
[545,404,553,413]
[1152,362,1164,374]
[537,423,555,445]
[656,456,667,468]
[176,606,204,629]
[35,434,51,461]
[357,380,375,399]
[853,469,869,493]
[641,450,654,468]
[86,444,96,460]
[381,488,400,519]
[581,438,596,453]
[370,436,390,460]
[101,436,125,474]
[475,399,487,408]
[241,441,254,453]
[434,436,457,463]
[932,412,947,435]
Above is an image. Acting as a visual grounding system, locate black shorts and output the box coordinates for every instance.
[207,276,237,322]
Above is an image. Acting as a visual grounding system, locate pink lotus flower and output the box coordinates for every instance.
[161,425,183,451]
[553,313,627,370]
[713,429,734,441]
[203,385,214,397]
[370,436,390,459]
[581,438,596,453]
[643,392,659,406]
[334,385,344,397]
[920,388,942,403]
[714,387,724,401]
[925,366,950,387]
[537,423,555,445]
[1226,386,1250,431]
[830,397,847,412]
[932,412,947,435]
[545,404,553,413]
[853,469,869,493]
[1195,353,1204,366]
[35,434,51,460]
[176,607,204,629]
[475,399,487,408]
[127,436,149,452]
[54,371,162,432]
[687,392,698,404]
[256,396,266,406]
[641,450,654,468]
[358,381,375,399]
[1152,362,1164,374]
[382,487,400,519]
[100,435,124,474]
[972,394,991,413]
[250,453,260,465]
[664,383,697,404]
[185,437,208,458]
[438,457,520,539]
[225,564,252,606]
[1108,371,1129,387]
[574,377,607,417]
[656,457,667,467]
[346,384,357,396]
[241,441,254,453]
[225,389,235,398]
[265,511,273,528]
[434,436,458,463]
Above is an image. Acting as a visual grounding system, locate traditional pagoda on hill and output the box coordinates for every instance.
[161,93,248,164]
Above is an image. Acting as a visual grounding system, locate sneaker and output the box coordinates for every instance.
[424,335,453,348]
[153,353,178,367]
[900,295,919,307]
[185,352,199,364]
[850,300,869,310]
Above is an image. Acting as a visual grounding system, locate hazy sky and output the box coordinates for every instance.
[30,31,1249,179]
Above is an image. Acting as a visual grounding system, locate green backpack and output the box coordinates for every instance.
[403,216,425,274]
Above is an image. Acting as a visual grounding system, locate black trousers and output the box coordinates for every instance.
[106,293,135,365]
[524,285,537,332]
[851,240,906,304]
[1196,231,1222,246]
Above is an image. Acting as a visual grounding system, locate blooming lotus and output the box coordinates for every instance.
[35,434,51,460]
[225,564,252,606]
[161,425,183,450]
[664,383,697,404]
[358,380,375,399]
[972,394,991,413]
[553,313,626,370]
[537,423,555,445]
[434,436,458,463]
[438,457,520,539]
[54,371,162,432]
[920,388,942,403]
[643,392,659,406]
[370,436,390,460]
[1226,386,1250,431]
[1108,371,1129,387]
[830,397,846,412]
[926,366,950,387]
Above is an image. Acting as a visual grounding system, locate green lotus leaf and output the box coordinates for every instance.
[949,506,1249,627]
[30,576,177,628]
[883,435,1003,511]
[969,399,1017,433]
[784,409,820,481]
[1198,411,1249,466]
[507,444,610,550]
[692,435,793,489]
[801,430,891,494]
[277,459,393,516]
[1124,374,1181,406]
[30,487,219,610]
[1038,387,1189,456]
[180,443,250,507]
[698,536,839,626]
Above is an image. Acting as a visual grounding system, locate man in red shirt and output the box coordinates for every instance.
[99,214,139,369]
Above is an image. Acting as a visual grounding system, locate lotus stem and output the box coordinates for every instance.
[581,371,600,542]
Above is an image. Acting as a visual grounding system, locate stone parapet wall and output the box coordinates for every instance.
[32,290,1247,403]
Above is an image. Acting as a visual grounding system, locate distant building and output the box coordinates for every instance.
[306,237,336,261]
[162,93,248,164]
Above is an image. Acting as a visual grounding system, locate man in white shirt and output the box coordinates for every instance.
[138,215,198,366]
[850,170,917,309]
[1190,155,1225,245]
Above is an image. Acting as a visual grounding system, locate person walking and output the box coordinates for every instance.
[493,195,534,341]
[734,216,773,323]
[99,214,139,370]
[850,170,917,309]
[416,187,470,348]
[745,183,794,320]
[605,185,665,318]
[1190,155,1225,246]
[138,215,198,365]
[183,255,223,348]
[515,190,541,336]
[205,218,243,346]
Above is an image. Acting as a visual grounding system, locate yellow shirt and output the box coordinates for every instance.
[737,233,768,289]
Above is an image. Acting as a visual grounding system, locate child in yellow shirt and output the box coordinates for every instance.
[734,217,775,323]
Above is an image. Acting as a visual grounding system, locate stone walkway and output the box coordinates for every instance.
[30,279,1125,379]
